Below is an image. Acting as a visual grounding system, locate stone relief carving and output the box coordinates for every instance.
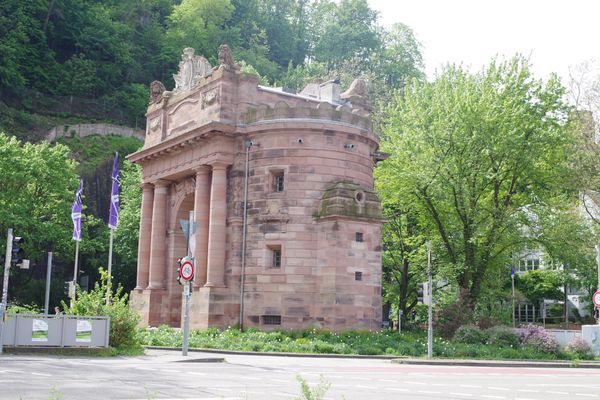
[170,176,196,207]
[149,116,161,133]
[218,44,240,71]
[173,48,212,93]
[201,88,219,109]
[150,80,166,104]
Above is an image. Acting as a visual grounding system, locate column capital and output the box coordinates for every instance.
[152,179,171,188]
[192,165,211,175]
[208,161,229,170]
[140,182,154,191]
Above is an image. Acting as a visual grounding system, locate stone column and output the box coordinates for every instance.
[205,162,228,287]
[148,179,169,289]
[135,183,154,290]
[193,166,211,288]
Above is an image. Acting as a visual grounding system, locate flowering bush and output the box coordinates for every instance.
[485,326,519,347]
[566,337,593,359]
[453,325,488,344]
[518,324,560,354]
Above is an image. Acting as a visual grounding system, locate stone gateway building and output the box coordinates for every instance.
[129,46,385,331]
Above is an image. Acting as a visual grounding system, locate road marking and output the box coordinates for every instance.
[188,372,206,376]
[517,389,539,393]
[547,391,569,395]
[377,379,397,383]
[450,393,473,397]
[575,394,598,398]
[386,388,409,392]
[31,373,52,377]
[460,384,482,388]
[355,385,377,389]
[404,381,426,385]
[488,387,510,391]
[481,396,505,399]
[418,390,442,395]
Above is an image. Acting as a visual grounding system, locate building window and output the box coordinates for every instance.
[272,171,284,192]
[355,271,362,281]
[519,258,540,272]
[261,315,281,325]
[268,245,282,268]
[355,232,363,242]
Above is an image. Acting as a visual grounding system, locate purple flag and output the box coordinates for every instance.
[108,152,120,230]
[510,266,516,277]
[71,179,83,241]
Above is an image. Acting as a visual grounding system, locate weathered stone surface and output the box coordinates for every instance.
[128,46,383,331]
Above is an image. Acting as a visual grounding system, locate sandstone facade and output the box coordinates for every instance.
[129,47,384,331]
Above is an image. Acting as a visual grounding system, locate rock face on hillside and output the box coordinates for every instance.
[129,46,384,332]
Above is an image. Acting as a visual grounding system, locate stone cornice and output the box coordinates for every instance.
[127,121,236,164]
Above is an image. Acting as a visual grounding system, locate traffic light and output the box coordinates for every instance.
[11,236,25,267]
[64,281,75,298]
[416,282,431,305]
[176,258,183,285]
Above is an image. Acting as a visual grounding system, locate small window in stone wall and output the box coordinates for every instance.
[355,271,362,281]
[268,245,282,268]
[355,232,363,242]
[262,315,281,325]
[271,170,284,192]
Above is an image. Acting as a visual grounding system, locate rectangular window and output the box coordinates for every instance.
[274,174,284,192]
[268,245,282,268]
[355,271,362,281]
[355,232,363,242]
[261,315,281,325]
[519,258,540,272]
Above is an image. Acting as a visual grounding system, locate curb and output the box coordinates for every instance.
[144,346,398,360]
[392,358,600,369]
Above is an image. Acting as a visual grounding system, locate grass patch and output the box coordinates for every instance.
[138,325,595,361]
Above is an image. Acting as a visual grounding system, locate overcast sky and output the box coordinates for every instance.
[368,0,600,84]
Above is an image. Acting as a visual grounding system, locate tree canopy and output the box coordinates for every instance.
[376,56,575,310]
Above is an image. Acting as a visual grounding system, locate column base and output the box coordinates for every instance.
[130,288,169,327]
[187,286,238,330]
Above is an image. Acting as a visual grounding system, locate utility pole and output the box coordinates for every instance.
[0,228,13,355]
[427,241,433,358]
[44,252,53,315]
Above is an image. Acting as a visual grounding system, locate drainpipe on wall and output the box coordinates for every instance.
[239,140,256,331]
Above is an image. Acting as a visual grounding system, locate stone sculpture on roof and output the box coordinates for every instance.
[218,44,240,71]
[173,47,212,92]
[149,80,166,104]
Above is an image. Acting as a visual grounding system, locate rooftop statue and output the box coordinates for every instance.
[173,47,212,92]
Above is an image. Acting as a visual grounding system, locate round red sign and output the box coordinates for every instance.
[593,290,600,307]
[180,260,194,281]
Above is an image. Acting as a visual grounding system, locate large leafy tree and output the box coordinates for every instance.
[376,56,575,310]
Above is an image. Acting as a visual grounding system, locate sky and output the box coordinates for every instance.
[368,0,600,84]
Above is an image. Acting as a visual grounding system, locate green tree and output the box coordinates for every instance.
[377,56,574,310]
[516,270,563,306]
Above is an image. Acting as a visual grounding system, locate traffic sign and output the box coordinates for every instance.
[593,290,600,307]
[180,259,194,281]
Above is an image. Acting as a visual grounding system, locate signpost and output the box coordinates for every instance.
[180,211,196,356]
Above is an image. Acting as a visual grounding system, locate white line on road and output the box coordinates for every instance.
[377,379,397,383]
[188,372,206,376]
[450,393,473,397]
[31,372,52,377]
[547,391,569,395]
[460,384,482,388]
[404,381,427,385]
[575,394,598,398]
[517,389,539,393]
[355,385,377,389]
[481,396,505,399]
[386,388,408,392]
[418,391,442,395]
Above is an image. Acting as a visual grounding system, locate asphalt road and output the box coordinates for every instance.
[1,349,600,399]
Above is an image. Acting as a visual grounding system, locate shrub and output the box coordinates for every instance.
[453,325,488,344]
[435,298,474,338]
[63,268,141,351]
[518,324,560,354]
[566,337,594,360]
[485,326,519,347]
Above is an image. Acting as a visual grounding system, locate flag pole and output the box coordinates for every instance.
[70,179,84,308]
[106,228,114,304]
